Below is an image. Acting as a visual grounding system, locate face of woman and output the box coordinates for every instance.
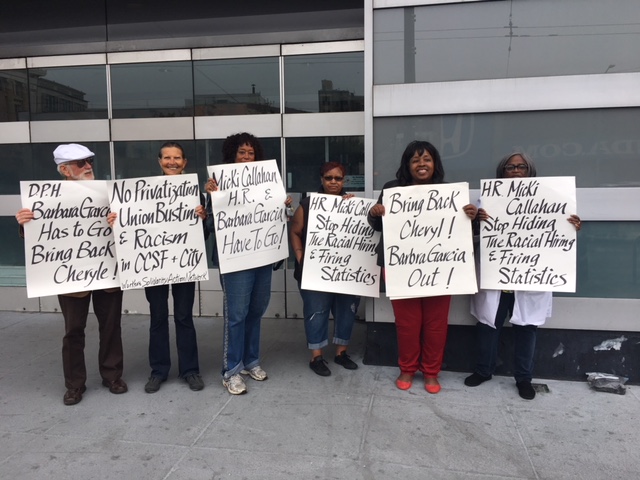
[158,147,187,176]
[321,167,345,195]
[235,143,255,163]
[409,150,434,184]
[503,154,530,178]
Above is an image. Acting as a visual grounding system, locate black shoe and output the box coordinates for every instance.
[184,373,204,391]
[516,381,536,400]
[144,376,164,394]
[335,352,358,370]
[464,372,492,387]
[309,356,331,377]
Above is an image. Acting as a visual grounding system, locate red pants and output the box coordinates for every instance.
[391,295,451,377]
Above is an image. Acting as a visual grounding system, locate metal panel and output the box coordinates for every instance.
[193,45,280,60]
[30,120,110,143]
[374,73,640,116]
[374,0,484,7]
[0,58,26,69]
[107,50,191,65]
[282,112,364,137]
[0,122,30,144]
[0,196,22,216]
[0,287,41,312]
[111,118,194,141]
[194,115,282,140]
[282,40,364,56]
[27,54,107,68]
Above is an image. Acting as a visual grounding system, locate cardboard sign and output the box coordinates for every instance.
[479,176,577,292]
[208,160,289,274]
[301,194,381,298]
[20,180,120,298]
[382,182,477,299]
[108,174,209,290]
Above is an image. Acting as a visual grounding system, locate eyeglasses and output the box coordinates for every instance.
[504,164,529,172]
[67,157,94,168]
[323,175,344,182]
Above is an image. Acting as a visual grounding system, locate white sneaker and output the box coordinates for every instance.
[241,365,268,381]
[222,374,247,395]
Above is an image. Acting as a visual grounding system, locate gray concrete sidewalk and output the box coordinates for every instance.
[0,310,638,479]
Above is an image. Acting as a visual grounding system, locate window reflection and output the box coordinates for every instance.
[110,62,194,118]
[373,109,640,189]
[284,53,364,113]
[0,70,30,122]
[374,0,640,84]
[29,66,107,120]
[194,58,279,115]
[286,136,364,194]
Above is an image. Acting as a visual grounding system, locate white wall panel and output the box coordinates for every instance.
[195,115,281,140]
[283,112,364,137]
[30,120,110,143]
[0,122,29,144]
[111,118,193,141]
[374,73,640,117]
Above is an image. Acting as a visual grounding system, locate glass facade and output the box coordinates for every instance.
[284,53,364,113]
[29,65,108,120]
[110,62,194,118]
[374,0,640,84]
[193,58,280,116]
[372,108,640,190]
[0,70,30,122]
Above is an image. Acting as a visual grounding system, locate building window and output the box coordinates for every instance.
[284,53,364,113]
[28,65,107,120]
[110,61,194,118]
[374,0,640,84]
[193,57,280,116]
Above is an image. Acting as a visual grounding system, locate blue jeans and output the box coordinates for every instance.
[145,282,200,380]
[299,287,358,350]
[474,291,537,383]
[221,264,272,379]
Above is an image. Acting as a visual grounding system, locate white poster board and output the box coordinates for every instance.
[20,180,120,298]
[208,160,289,274]
[301,194,381,298]
[107,174,209,290]
[382,182,477,299]
[479,176,577,292]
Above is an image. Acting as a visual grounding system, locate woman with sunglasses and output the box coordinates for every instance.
[289,162,360,376]
[464,152,581,400]
[368,141,478,394]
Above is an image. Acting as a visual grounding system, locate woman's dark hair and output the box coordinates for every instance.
[395,140,445,186]
[158,141,185,159]
[495,152,537,178]
[222,132,264,163]
[320,161,346,177]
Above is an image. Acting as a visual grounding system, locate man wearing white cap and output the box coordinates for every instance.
[15,144,128,406]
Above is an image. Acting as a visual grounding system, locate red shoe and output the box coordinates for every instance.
[425,377,441,394]
[396,374,414,390]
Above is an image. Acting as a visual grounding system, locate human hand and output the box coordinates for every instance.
[205,177,218,193]
[15,208,34,225]
[369,203,385,217]
[107,212,117,227]
[195,205,207,220]
[568,214,581,231]
[463,204,478,220]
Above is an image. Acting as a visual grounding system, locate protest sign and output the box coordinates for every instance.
[301,194,381,298]
[479,176,577,292]
[20,180,120,298]
[208,160,288,274]
[382,182,477,299]
[108,174,209,290]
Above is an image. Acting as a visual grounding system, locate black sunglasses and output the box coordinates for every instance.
[67,157,94,168]
[323,175,344,182]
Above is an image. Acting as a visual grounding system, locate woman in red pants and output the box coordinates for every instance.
[367,140,477,394]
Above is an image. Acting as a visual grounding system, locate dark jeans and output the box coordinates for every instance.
[145,282,200,380]
[474,292,537,383]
